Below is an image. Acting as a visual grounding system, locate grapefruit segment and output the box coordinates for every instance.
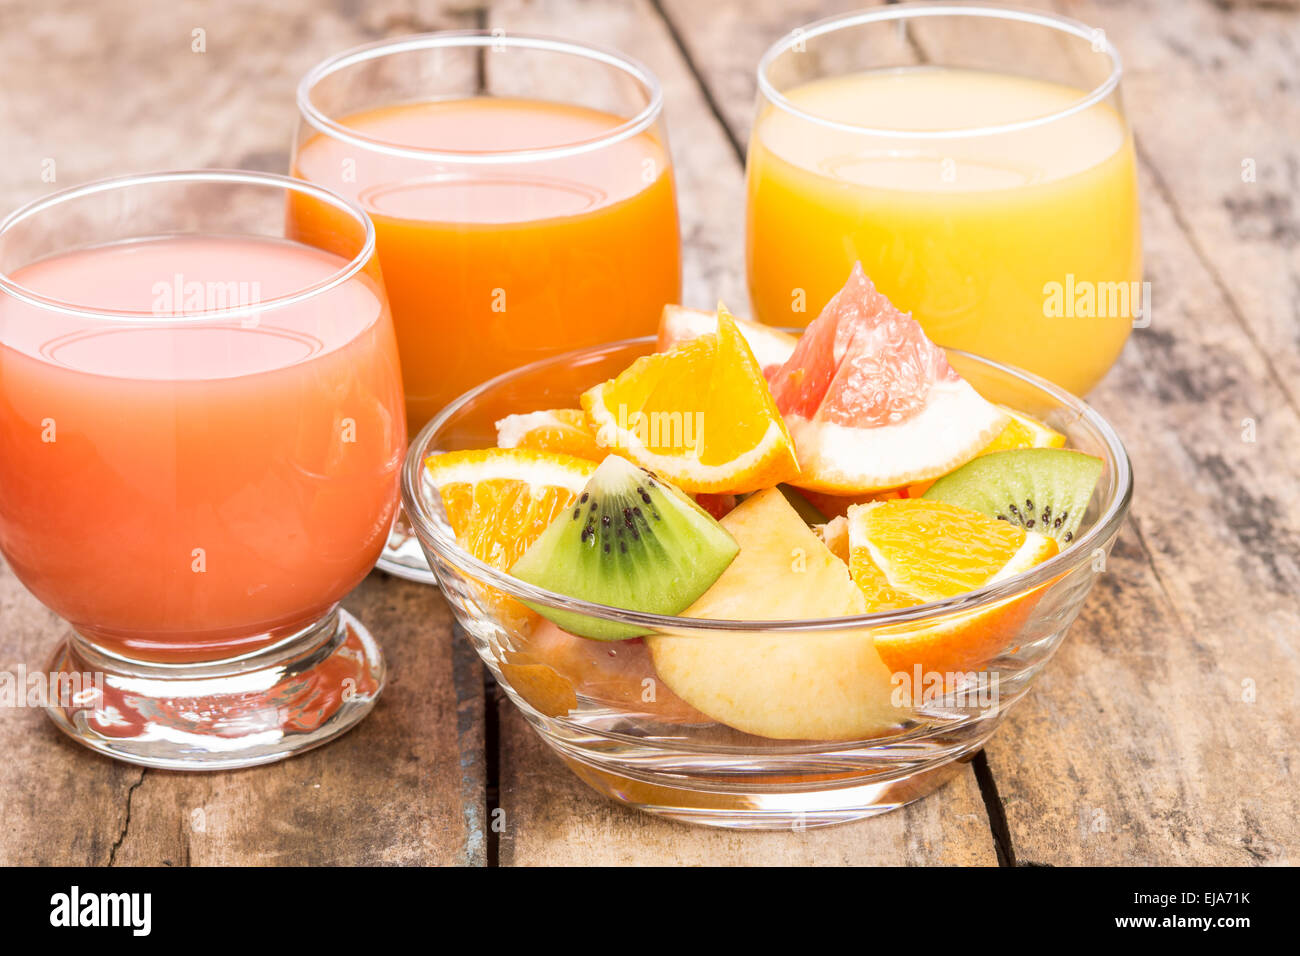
[768,264,1007,493]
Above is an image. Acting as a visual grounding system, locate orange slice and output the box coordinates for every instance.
[423,448,596,571]
[981,408,1067,455]
[582,307,800,494]
[849,499,1056,602]
[495,408,608,463]
[657,304,797,379]
[846,499,1058,675]
[769,264,1007,493]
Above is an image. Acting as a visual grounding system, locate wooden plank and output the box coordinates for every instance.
[984,187,1300,865]
[0,541,485,867]
[656,0,880,144]
[483,0,995,865]
[889,0,1300,865]
[497,697,996,866]
[1056,0,1300,416]
[0,561,485,865]
[0,0,478,210]
[0,575,141,866]
[978,0,1300,865]
[0,0,485,867]
[654,0,1300,865]
[108,576,484,866]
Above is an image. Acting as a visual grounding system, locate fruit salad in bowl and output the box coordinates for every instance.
[401,266,1132,828]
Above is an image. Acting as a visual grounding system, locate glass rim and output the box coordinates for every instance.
[296,30,666,164]
[402,336,1134,634]
[755,3,1124,140]
[0,169,378,325]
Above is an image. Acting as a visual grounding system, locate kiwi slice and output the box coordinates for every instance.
[922,448,1103,544]
[510,455,740,641]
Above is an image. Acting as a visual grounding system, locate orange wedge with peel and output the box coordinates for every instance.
[657,304,796,379]
[423,447,597,630]
[496,408,608,463]
[582,307,800,494]
[423,447,596,572]
[846,499,1058,675]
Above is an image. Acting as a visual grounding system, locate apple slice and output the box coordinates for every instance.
[646,487,908,740]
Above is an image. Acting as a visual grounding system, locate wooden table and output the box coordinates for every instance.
[2,0,1296,866]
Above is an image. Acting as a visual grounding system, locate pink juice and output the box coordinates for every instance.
[0,235,406,663]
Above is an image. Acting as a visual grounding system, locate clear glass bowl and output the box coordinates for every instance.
[401,338,1132,828]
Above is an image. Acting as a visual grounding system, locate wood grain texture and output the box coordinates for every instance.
[0,0,486,867]
[1067,0,1300,416]
[0,559,486,866]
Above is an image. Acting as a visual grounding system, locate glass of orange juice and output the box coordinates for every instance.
[292,32,682,582]
[0,171,404,768]
[746,5,1142,395]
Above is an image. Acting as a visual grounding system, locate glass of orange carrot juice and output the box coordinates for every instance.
[292,32,682,582]
[746,5,1142,396]
[0,171,404,768]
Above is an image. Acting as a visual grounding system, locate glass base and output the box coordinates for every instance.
[377,506,439,585]
[44,608,385,770]
[557,751,968,829]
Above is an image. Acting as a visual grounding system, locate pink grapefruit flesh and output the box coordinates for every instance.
[768,264,1007,494]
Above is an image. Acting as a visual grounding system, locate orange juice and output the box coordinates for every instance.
[747,68,1142,394]
[0,236,405,662]
[292,97,681,434]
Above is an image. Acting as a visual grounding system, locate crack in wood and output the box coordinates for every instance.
[973,750,1017,866]
[484,674,501,867]
[452,622,490,866]
[107,768,147,866]
[648,0,746,165]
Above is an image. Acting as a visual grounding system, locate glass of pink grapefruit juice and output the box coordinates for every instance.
[0,171,405,769]
[291,32,681,583]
